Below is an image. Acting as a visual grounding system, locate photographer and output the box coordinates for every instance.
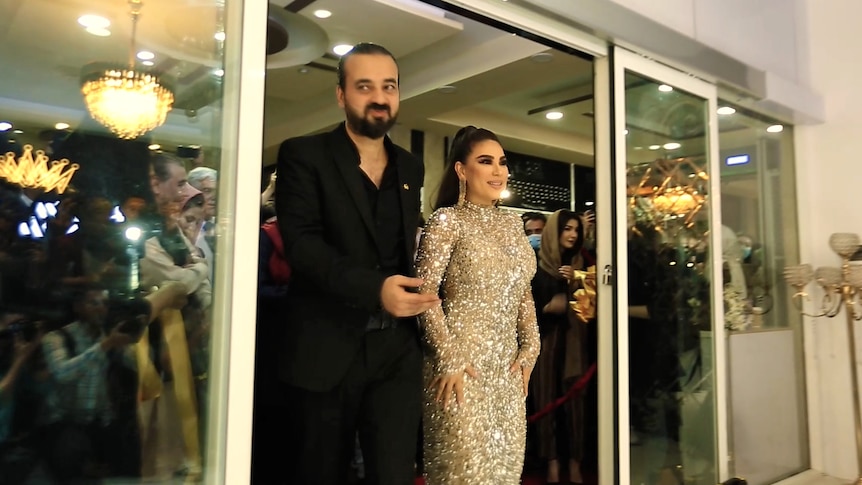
[40,282,187,481]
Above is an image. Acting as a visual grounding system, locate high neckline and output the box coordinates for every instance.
[460,199,497,212]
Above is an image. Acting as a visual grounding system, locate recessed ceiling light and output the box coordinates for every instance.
[55,122,70,130]
[663,142,681,150]
[313,9,332,19]
[766,124,784,133]
[85,27,111,37]
[437,85,457,94]
[213,69,225,77]
[530,52,554,63]
[298,67,310,74]
[545,111,564,120]
[585,201,595,206]
[13,129,23,134]
[214,31,226,41]
[0,122,11,131]
[78,14,110,29]
[141,60,154,66]
[137,51,155,60]
[717,106,736,115]
[648,144,661,150]
[332,44,354,56]
[658,84,673,92]
[500,189,511,199]
[624,129,629,135]
[148,144,161,150]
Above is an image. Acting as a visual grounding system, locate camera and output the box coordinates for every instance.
[0,318,40,341]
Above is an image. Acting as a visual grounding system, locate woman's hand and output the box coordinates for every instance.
[509,359,534,397]
[430,365,478,410]
[558,265,574,281]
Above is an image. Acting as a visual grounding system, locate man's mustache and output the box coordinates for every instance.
[366,103,391,114]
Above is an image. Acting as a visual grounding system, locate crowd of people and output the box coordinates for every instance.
[0,38,718,485]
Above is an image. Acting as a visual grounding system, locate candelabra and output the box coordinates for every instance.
[785,233,862,485]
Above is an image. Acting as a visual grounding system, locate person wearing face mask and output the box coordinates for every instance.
[523,212,547,255]
[530,209,595,485]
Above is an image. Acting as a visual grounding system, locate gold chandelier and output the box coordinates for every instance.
[0,145,79,194]
[81,0,174,140]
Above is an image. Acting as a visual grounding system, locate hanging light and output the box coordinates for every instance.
[81,0,174,139]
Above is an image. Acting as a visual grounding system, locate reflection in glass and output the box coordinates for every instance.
[719,105,807,484]
[0,0,227,482]
[624,72,716,485]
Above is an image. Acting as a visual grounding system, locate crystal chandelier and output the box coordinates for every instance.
[81,0,174,140]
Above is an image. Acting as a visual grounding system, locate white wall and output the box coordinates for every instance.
[793,0,862,480]
[605,0,806,84]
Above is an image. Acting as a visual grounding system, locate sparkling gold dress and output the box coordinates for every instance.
[416,201,541,485]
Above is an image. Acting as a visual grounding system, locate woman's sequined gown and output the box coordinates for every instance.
[416,201,541,484]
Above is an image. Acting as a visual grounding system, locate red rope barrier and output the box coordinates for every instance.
[527,363,597,424]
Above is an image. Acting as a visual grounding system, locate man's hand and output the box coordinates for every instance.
[380,275,440,317]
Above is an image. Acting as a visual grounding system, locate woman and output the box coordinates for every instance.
[416,126,540,484]
[532,209,593,484]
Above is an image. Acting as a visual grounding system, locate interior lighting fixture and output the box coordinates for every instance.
[500,189,511,199]
[213,69,225,77]
[766,124,784,133]
[136,50,155,60]
[54,122,70,130]
[80,0,174,140]
[78,14,110,29]
[658,84,673,92]
[148,143,161,150]
[545,111,564,120]
[0,122,11,131]
[214,31,226,41]
[313,9,332,19]
[0,144,79,194]
[141,60,154,66]
[13,129,23,134]
[86,27,112,37]
[332,44,354,56]
[437,85,457,94]
[648,144,661,150]
[663,142,681,150]
[717,106,736,115]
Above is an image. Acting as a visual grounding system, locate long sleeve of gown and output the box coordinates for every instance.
[515,286,541,368]
[416,208,464,376]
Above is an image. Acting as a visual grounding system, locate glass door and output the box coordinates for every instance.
[610,47,727,485]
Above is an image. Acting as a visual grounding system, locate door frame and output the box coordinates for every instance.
[607,46,727,484]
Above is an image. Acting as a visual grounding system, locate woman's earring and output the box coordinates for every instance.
[458,179,466,205]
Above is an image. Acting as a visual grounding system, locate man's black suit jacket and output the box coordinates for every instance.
[275,123,424,392]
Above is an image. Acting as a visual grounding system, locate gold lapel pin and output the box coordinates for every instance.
[403,183,409,190]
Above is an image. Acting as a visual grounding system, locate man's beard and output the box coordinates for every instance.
[345,103,397,139]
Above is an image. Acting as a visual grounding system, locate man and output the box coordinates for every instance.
[187,167,217,274]
[41,283,187,480]
[523,211,547,254]
[275,42,438,485]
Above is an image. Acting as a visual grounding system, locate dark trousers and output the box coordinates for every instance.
[284,324,422,485]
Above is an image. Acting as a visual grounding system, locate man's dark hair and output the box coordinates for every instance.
[150,152,186,183]
[336,42,399,89]
[522,212,547,228]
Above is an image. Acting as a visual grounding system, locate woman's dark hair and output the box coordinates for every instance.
[434,126,501,210]
[557,209,585,260]
[337,42,399,89]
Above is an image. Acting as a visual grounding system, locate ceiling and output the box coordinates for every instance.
[0,0,784,175]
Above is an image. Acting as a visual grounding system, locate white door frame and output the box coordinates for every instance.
[610,46,727,485]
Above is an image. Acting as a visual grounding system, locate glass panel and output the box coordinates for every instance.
[0,0,232,482]
[718,106,808,484]
[624,73,717,485]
